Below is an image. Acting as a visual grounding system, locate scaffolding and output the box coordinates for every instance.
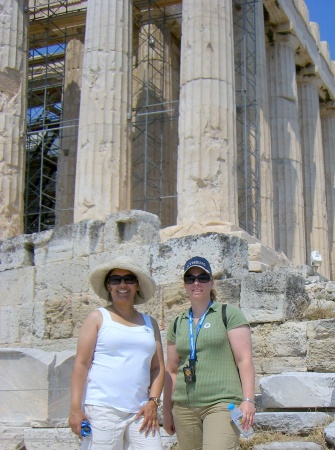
[26,0,180,233]
[233,0,260,238]
[26,1,85,233]
[132,0,181,227]
[25,0,259,236]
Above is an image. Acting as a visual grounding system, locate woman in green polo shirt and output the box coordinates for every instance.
[163,256,255,450]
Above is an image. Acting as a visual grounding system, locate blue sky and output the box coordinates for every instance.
[304,0,335,61]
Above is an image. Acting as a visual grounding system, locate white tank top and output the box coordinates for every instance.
[84,307,156,413]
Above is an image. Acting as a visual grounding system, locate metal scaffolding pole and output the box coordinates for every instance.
[25,1,85,233]
[234,0,260,238]
[131,0,180,227]
[25,1,258,234]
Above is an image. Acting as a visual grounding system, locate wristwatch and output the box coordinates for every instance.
[148,396,161,406]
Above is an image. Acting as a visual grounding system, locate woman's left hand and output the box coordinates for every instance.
[239,400,255,430]
[135,401,160,436]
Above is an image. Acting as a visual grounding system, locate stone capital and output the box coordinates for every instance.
[320,101,335,117]
[296,72,323,90]
[265,25,300,51]
[275,32,300,51]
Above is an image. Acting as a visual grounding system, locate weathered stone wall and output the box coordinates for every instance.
[1,211,335,448]
[0,210,253,350]
[1,210,334,376]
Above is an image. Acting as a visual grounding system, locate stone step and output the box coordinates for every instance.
[253,443,323,449]
[254,411,332,434]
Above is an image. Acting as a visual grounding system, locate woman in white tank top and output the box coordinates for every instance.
[69,257,165,450]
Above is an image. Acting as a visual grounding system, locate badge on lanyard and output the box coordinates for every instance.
[183,301,212,383]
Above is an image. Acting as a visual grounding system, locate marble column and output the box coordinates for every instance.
[233,0,259,236]
[74,0,132,222]
[233,0,274,246]
[321,103,335,280]
[55,38,84,228]
[298,73,330,278]
[266,31,306,264]
[177,0,238,224]
[255,0,274,249]
[160,31,179,228]
[132,12,178,228]
[0,0,28,239]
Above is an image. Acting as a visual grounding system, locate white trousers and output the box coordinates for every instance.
[83,405,163,450]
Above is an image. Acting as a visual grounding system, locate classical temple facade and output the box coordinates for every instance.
[2,3,335,448]
[1,0,335,279]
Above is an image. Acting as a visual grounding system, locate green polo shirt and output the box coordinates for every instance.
[167,302,249,408]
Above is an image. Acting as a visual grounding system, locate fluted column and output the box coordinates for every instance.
[56,38,84,228]
[233,0,274,245]
[74,0,131,222]
[255,0,274,248]
[266,31,306,264]
[0,1,28,239]
[177,0,238,224]
[160,30,179,228]
[132,12,178,228]
[298,73,330,278]
[321,103,335,280]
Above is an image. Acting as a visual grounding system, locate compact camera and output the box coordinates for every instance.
[183,360,196,383]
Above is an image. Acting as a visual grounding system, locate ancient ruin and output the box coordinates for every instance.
[1,0,335,278]
[1,1,335,448]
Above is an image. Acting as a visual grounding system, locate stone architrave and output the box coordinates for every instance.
[0,0,28,239]
[55,38,84,228]
[297,74,330,279]
[320,103,335,280]
[266,31,306,265]
[74,0,132,222]
[177,0,238,225]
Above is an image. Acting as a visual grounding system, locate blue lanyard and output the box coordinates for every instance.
[188,301,213,361]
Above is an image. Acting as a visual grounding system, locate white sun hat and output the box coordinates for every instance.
[89,256,156,304]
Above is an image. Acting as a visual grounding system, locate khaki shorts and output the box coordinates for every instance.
[172,402,238,450]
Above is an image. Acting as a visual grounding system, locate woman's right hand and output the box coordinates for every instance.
[69,310,101,439]
[69,408,87,438]
[163,411,176,436]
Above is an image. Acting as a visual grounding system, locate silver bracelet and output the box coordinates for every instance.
[242,397,256,405]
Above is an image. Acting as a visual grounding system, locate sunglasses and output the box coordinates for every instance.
[184,273,211,284]
[107,275,138,285]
